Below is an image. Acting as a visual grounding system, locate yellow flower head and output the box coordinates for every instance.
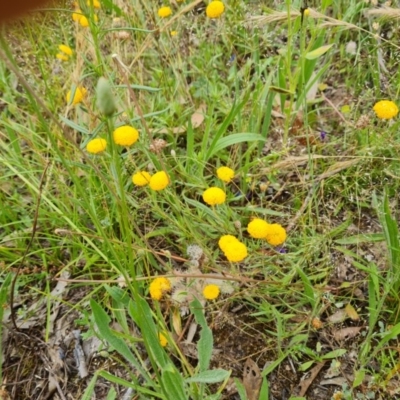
[79,14,98,27]
[72,9,82,21]
[170,30,178,36]
[149,171,169,191]
[203,284,220,300]
[216,166,234,183]
[56,53,69,61]
[218,235,240,252]
[66,86,87,105]
[202,187,226,205]
[113,126,139,146]
[87,0,101,8]
[373,100,399,119]
[265,223,287,246]
[303,8,310,16]
[86,138,107,154]
[247,218,270,239]
[206,1,225,18]
[149,277,171,300]
[223,241,248,262]
[159,332,168,347]
[59,44,73,56]
[79,15,89,27]
[132,171,151,187]
[158,6,172,18]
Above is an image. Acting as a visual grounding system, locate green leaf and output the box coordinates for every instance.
[234,378,247,400]
[104,285,130,306]
[296,267,315,308]
[305,44,334,60]
[81,373,98,400]
[353,369,366,388]
[186,369,230,384]
[207,133,265,160]
[105,386,117,400]
[322,349,347,359]
[259,376,269,399]
[161,367,187,399]
[128,299,169,369]
[60,115,90,135]
[299,361,315,371]
[90,300,146,377]
[334,233,384,245]
[98,371,163,398]
[190,298,213,371]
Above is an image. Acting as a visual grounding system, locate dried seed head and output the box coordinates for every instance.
[356,114,370,129]
[115,31,130,40]
[150,139,168,154]
[187,244,204,261]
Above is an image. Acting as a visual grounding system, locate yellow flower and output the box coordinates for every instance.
[170,30,178,36]
[87,0,101,8]
[149,277,171,300]
[373,100,399,119]
[202,187,226,205]
[265,223,287,246]
[203,284,220,300]
[206,1,225,18]
[158,6,172,18]
[303,8,310,16]
[79,15,89,27]
[66,86,87,105]
[79,14,98,27]
[159,332,168,347]
[72,9,82,21]
[218,235,240,252]
[132,171,151,187]
[56,53,69,61]
[223,241,248,262]
[58,44,73,56]
[113,126,139,146]
[149,171,169,191]
[86,138,107,154]
[247,218,270,239]
[216,166,234,183]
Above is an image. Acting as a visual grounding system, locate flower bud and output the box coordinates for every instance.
[96,77,116,117]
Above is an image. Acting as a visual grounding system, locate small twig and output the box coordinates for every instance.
[55,272,284,285]
[10,162,50,331]
[321,92,355,128]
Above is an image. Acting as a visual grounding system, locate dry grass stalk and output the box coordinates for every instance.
[367,6,400,20]
[248,8,359,31]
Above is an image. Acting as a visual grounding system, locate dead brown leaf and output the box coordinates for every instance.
[297,362,326,397]
[327,309,348,324]
[333,326,362,341]
[345,303,360,321]
[191,103,207,128]
[243,358,262,400]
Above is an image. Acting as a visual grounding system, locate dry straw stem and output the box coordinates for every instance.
[249,8,357,30]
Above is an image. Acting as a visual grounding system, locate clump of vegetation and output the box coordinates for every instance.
[2,0,400,399]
